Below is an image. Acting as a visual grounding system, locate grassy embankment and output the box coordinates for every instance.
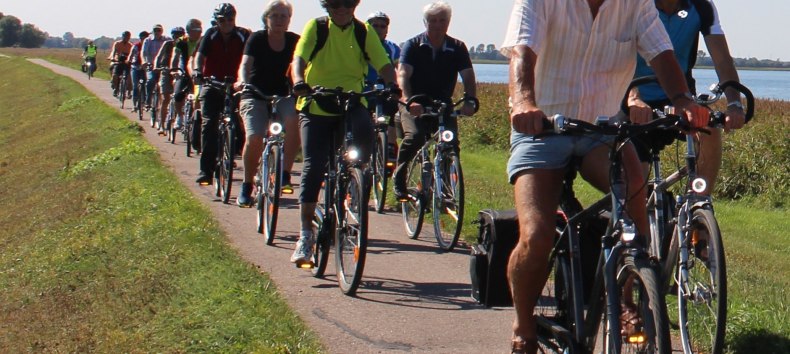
[0,54,322,351]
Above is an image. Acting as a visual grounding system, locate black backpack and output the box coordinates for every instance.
[308,16,369,62]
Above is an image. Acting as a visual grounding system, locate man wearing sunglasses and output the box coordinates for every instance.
[193,3,251,185]
[289,0,399,265]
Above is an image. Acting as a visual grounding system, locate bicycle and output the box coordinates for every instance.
[533,99,678,353]
[166,69,186,144]
[640,79,754,354]
[307,85,395,296]
[84,57,96,80]
[148,68,164,129]
[133,67,147,121]
[111,58,130,109]
[203,76,241,204]
[183,82,201,157]
[369,81,396,214]
[400,95,478,252]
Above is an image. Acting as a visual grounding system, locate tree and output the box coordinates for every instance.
[697,50,707,59]
[94,36,113,50]
[18,23,46,48]
[476,43,485,53]
[44,36,64,48]
[0,15,22,47]
[63,31,76,47]
[486,44,496,53]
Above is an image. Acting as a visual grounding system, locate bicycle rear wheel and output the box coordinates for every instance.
[311,181,332,278]
[335,167,369,295]
[119,76,127,109]
[136,81,145,121]
[260,144,282,244]
[150,88,159,128]
[676,207,726,354]
[401,153,425,239]
[168,99,177,144]
[184,103,193,156]
[216,120,234,203]
[372,131,388,213]
[607,254,671,354]
[432,152,464,251]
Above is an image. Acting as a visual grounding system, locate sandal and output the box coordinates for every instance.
[511,338,538,354]
[620,303,644,336]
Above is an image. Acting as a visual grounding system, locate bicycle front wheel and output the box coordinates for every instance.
[432,152,464,251]
[216,121,234,203]
[261,144,282,244]
[119,77,127,108]
[184,103,193,156]
[335,167,369,295]
[676,207,727,354]
[137,82,145,121]
[401,153,425,239]
[168,100,177,144]
[311,182,332,278]
[150,89,159,128]
[605,254,671,354]
[372,131,388,214]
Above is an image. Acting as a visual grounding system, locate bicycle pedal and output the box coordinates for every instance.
[281,187,294,195]
[295,260,315,269]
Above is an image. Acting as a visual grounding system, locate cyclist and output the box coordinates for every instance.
[82,40,98,74]
[153,27,186,135]
[499,1,709,353]
[628,0,745,195]
[392,2,478,202]
[142,24,168,110]
[108,31,133,97]
[130,31,150,112]
[365,11,401,169]
[193,3,251,185]
[234,0,300,207]
[171,19,203,131]
[289,0,399,264]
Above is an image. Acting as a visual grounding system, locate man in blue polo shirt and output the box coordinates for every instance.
[392,1,477,201]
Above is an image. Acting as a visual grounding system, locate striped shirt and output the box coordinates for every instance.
[500,0,673,122]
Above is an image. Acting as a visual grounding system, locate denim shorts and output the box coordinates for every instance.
[159,72,173,95]
[239,97,296,138]
[507,128,614,183]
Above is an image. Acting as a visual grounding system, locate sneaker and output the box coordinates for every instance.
[195,171,212,185]
[281,172,294,195]
[236,182,254,207]
[174,115,184,130]
[112,89,118,97]
[393,177,409,202]
[290,231,314,264]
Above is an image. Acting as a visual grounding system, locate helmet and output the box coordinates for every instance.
[367,11,390,25]
[139,31,150,39]
[213,3,237,19]
[121,31,131,38]
[171,26,186,35]
[186,18,202,32]
[320,0,360,10]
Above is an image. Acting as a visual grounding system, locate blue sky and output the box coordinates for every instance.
[1,0,786,60]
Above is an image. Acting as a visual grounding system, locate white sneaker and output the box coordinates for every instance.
[290,232,314,263]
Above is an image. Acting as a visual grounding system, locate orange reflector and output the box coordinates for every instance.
[386,162,395,167]
[354,247,359,262]
[282,187,293,194]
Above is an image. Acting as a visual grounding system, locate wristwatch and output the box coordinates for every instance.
[727,101,744,110]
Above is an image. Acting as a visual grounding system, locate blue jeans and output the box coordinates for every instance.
[145,70,160,106]
[131,68,146,103]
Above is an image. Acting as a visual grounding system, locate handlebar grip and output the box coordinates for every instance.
[715,80,755,122]
[620,75,659,114]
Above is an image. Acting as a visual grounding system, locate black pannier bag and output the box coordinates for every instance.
[470,209,519,307]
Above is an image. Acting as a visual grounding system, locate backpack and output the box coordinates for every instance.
[308,16,369,62]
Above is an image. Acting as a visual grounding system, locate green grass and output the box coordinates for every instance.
[0,55,323,352]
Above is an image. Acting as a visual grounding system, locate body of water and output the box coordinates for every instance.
[473,63,790,101]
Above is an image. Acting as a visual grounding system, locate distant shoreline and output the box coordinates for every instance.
[472,60,790,71]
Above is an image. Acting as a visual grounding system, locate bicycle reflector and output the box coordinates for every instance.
[441,130,454,142]
[269,122,283,135]
[692,178,707,194]
[376,116,389,124]
[347,148,360,161]
[627,332,647,344]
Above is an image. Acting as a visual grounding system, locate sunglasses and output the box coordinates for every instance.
[371,24,388,29]
[217,17,236,24]
[327,0,358,9]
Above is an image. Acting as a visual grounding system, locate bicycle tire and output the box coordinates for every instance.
[536,254,578,353]
[311,182,332,278]
[119,76,127,109]
[432,152,464,251]
[607,254,671,354]
[136,81,145,121]
[150,88,159,128]
[335,167,369,295]
[219,119,234,204]
[262,144,282,244]
[646,186,676,284]
[372,131,388,213]
[168,99,177,144]
[675,207,727,354]
[192,110,202,154]
[184,102,193,156]
[401,153,425,239]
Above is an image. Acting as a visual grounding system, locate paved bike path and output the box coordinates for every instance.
[31,59,518,353]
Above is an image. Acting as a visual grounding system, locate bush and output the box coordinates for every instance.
[457,84,790,206]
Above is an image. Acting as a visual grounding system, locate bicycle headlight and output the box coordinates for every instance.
[441,130,454,142]
[376,116,389,124]
[187,94,194,101]
[269,122,283,135]
[692,178,707,194]
[347,148,360,161]
[621,224,637,242]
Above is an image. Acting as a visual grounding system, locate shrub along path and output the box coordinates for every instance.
[30,59,520,353]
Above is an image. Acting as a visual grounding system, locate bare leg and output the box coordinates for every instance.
[243,133,264,184]
[300,202,317,232]
[695,129,722,195]
[509,168,565,352]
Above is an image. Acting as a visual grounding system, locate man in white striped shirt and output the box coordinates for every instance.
[500,0,709,352]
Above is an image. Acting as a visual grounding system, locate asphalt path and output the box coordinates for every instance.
[31,59,518,353]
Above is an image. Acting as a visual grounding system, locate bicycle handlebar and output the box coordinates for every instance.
[241,84,291,102]
[400,94,480,118]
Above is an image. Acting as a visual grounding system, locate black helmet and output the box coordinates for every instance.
[320,0,359,10]
[139,31,150,39]
[121,31,131,38]
[171,26,186,36]
[213,3,237,19]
